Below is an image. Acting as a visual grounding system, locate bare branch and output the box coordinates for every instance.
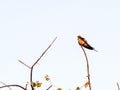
[0,37,57,90]
[30,37,57,90]
[0,81,12,90]
[18,60,31,69]
[32,37,57,67]
[0,84,26,90]
[80,45,92,90]
[46,84,53,90]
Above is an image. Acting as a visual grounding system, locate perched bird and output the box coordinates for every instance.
[77,35,97,52]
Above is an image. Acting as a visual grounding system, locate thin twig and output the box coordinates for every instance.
[80,45,92,90]
[30,37,57,90]
[0,84,26,90]
[46,84,53,90]
[0,81,12,90]
[25,83,28,90]
[117,82,120,90]
[18,60,31,69]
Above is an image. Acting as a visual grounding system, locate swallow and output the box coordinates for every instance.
[77,35,97,52]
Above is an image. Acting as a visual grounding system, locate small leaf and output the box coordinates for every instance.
[76,86,80,90]
[45,74,50,81]
[31,82,36,87]
[84,81,89,88]
[36,81,42,87]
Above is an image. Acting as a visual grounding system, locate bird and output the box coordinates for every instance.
[77,35,97,52]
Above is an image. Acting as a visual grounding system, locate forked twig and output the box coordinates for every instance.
[30,37,57,90]
[0,37,57,90]
[80,45,92,90]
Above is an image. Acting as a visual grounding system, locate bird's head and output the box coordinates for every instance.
[77,35,82,39]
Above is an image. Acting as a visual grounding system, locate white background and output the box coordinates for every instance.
[0,0,120,90]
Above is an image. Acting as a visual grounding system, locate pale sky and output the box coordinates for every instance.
[0,0,120,90]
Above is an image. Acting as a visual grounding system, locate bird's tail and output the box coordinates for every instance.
[93,49,98,52]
